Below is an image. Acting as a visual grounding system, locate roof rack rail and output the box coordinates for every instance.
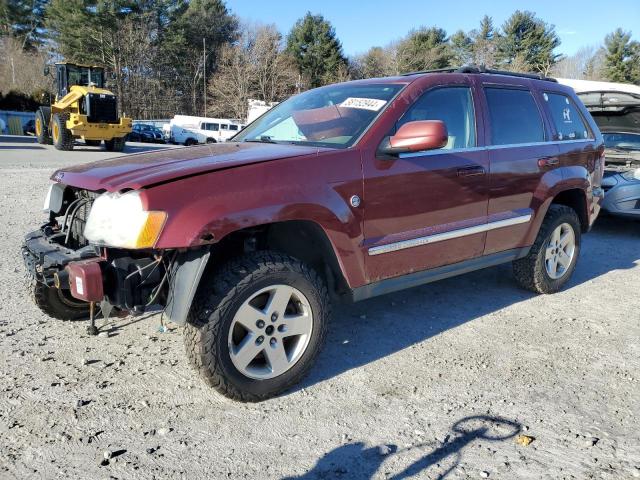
[401,64,557,83]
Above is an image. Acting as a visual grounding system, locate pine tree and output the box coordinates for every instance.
[602,28,636,83]
[0,0,48,50]
[396,27,452,73]
[285,12,348,88]
[450,30,472,66]
[497,10,560,74]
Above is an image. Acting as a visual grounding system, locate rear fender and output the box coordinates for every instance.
[525,166,590,244]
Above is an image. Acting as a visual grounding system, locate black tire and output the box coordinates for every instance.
[205,138,216,144]
[35,109,52,145]
[52,113,74,151]
[184,138,197,146]
[184,251,330,402]
[31,280,90,321]
[104,137,125,152]
[84,139,101,147]
[513,204,581,294]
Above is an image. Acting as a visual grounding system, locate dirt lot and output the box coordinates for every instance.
[1,136,639,479]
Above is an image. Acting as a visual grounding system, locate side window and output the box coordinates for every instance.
[543,92,590,141]
[229,125,239,131]
[221,124,229,130]
[485,88,545,145]
[398,87,476,149]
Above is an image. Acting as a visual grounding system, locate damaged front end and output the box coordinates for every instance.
[22,184,209,333]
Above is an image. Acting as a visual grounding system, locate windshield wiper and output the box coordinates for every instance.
[244,135,278,144]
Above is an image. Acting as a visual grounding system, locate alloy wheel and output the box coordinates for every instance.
[228,284,313,380]
[544,222,576,279]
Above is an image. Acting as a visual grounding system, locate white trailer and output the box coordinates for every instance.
[167,115,245,145]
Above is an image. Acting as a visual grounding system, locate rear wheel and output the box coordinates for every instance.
[52,113,74,151]
[184,138,198,146]
[104,137,125,152]
[206,138,216,144]
[31,280,89,321]
[513,205,581,294]
[84,139,102,147]
[35,109,51,145]
[184,251,330,402]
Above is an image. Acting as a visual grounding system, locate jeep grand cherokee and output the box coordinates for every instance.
[23,66,604,401]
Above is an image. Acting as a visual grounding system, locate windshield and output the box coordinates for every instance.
[234,83,404,148]
[67,65,104,88]
[603,132,640,151]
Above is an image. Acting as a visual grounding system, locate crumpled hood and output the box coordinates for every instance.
[52,142,328,192]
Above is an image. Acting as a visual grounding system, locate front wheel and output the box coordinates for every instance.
[513,205,581,294]
[31,280,90,320]
[104,137,125,152]
[184,252,330,402]
[52,113,74,151]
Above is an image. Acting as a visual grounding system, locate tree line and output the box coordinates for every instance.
[1,1,639,120]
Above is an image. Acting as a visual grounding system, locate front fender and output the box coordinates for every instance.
[143,149,366,287]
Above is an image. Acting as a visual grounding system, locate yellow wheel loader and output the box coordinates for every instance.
[35,62,132,151]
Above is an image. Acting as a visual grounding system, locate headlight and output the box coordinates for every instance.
[84,191,167,249]
[43,183,65,214]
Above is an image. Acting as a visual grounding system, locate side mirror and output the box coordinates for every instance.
[43,66,50,76]
[378,120,448,156]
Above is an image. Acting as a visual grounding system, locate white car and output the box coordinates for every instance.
[168,116,244,145]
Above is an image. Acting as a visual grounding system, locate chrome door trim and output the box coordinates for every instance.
[367,213,532,256]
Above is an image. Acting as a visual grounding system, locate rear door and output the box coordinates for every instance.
[480,84,559,255]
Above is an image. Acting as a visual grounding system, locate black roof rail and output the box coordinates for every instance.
[401,64,558,83]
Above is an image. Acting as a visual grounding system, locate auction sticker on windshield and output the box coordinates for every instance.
[340,97,387,111]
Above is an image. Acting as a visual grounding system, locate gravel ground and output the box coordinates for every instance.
[1,136,639,479]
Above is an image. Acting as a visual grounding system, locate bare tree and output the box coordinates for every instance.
[208,24,298,120]
[551,46,606,80]
[0,36,51,96]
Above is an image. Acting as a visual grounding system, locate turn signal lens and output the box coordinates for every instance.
[134,211,167,248]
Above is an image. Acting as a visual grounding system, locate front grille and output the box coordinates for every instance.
[86,93,118,123]
[65,189,98,249]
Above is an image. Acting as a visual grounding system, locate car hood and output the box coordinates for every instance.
[52,142,329,192]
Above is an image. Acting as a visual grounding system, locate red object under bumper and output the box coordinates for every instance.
[65,259,104,302]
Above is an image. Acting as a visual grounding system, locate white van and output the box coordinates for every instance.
[168,115,245,145]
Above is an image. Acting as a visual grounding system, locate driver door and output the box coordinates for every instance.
[362,84,489,282]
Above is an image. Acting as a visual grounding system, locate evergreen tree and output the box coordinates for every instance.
[396,27,451,73]
[285,12,347,88]
[471,15,498,67]
[602,28,637,83]
[450,30,472,66]
[0,0,47,49]
[497,10,560,74]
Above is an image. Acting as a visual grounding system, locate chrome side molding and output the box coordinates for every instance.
[368,213,532,256]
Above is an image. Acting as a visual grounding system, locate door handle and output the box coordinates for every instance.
[457,166,486,177]
[538,157,559,167]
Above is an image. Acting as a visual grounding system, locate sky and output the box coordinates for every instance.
[228,0,639,57]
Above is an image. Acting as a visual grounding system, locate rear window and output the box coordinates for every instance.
[485,88,545,146]
[544,92,590,141]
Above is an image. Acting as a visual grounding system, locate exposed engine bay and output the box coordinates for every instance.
[22,186,176,330]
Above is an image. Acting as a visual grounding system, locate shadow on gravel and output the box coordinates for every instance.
[283,415,521,480]
[301,216,640,392]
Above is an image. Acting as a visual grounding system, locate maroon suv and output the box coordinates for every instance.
[23,67,604,401]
